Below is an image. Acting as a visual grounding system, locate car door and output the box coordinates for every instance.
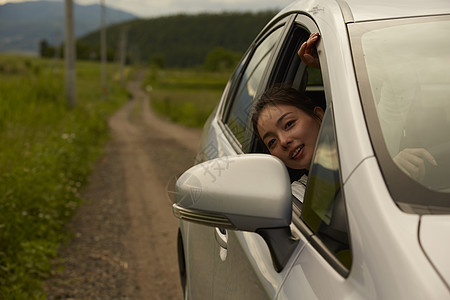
[207,13,340,299]
[186,12,352,300]
[277,14,358,299]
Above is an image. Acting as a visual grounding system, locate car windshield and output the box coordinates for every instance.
[350,15,450,213]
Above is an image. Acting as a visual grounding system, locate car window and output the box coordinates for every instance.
[268,24,325,109]
[224,26,284,152]
[250,24,327,179]
[350,15,450,213]
[301,107,352,274]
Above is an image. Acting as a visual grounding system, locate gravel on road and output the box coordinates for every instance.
[44,70,202,299]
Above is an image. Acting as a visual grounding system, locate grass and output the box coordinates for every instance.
[0,57,226,297]
[143,68,229,127]
[0,55,129,298]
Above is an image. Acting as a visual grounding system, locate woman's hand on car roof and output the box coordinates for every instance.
[298,32,321,68]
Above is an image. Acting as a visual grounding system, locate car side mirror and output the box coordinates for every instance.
[172,154,292,232]
[172,154,299,272]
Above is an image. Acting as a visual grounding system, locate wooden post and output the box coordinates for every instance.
[100,0,107,99]
[119,26,127,85]
[65,0,76,107]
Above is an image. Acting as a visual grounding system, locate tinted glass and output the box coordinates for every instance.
[226,27,283,152]
[362,19,450,191]
[302,108,352,270]
[351,16,450,213]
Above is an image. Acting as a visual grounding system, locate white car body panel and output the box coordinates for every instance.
[278,158,449,299]
[282,0,450,23]
[183,222,216,298]
[342,0,450,22]
[278,243,356,300]
[420,215,450,287]
[344,158,449,298]
[233,231,306,294]
[176,0,450,298]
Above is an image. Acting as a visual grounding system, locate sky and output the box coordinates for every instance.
[0,0,295,18]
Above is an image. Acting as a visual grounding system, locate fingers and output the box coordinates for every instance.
[298,33,319,56]
[394,151,425,180]
[298,41,307,58]
[308,32,320,43]
[298,33,321,68]
[393,148,437,181]
[415,148,437,166]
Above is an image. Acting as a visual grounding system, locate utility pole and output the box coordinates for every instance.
[54,30,60,60]
[119,26,127,85]
[65,0,76,107]
[100,0,107,100]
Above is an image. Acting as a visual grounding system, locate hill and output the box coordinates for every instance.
[0,0,137,54]
[77,11,276,68]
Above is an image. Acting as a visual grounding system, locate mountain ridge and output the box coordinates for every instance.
[0,1,137,54]
[77,11,276,68]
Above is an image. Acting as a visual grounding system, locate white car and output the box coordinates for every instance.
[172,0,450,298]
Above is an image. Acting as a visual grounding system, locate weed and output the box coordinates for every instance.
[0,55,128,298]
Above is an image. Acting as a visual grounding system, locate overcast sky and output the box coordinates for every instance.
[0,0,295,17]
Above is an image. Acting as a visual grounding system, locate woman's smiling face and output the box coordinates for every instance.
[257,104,323,170]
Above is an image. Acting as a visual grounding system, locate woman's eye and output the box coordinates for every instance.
[285,120,295,129]
[267,139,276,148]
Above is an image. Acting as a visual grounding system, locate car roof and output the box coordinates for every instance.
[282,0,450,23]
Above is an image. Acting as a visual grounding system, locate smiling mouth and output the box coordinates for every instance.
[290,145,304,159]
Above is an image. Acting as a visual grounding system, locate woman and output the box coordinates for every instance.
[252,87,323,171]
[251,86,324,201]
[250,33,323,200]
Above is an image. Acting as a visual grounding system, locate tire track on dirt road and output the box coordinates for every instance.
[45,70,202,299]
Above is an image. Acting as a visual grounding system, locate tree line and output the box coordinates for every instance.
[40,11,276,70]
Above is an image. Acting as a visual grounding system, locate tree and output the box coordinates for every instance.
[149,53,166,69]
[39,39,55,58]
[204,47,242,72]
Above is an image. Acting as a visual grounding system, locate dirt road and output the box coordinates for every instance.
[45,71,202,299]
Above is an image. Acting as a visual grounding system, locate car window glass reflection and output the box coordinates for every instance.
[302,108,352,270]
[226,26,284,151]
[361,19,450,191]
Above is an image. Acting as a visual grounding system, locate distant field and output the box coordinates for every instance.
[144,68,230,127]
[0,55,129,298]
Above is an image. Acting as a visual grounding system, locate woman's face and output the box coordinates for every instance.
[257,104,324,170]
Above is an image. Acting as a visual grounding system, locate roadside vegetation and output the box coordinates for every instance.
[144,67,229,127]
[0,50,232,298]
[0,55,129,298]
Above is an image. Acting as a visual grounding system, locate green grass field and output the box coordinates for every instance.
[0,55,129,298]
[144,68,229,127]
[0,55,229,298]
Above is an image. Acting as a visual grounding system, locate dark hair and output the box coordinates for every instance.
[251,86,320,140]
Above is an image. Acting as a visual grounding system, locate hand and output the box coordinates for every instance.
[393,148,437,181]
[298,33,320,68]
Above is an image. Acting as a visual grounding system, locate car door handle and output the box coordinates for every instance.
[215,227,228,249]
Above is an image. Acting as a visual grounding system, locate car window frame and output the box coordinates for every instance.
[217,15,296,154]
[300,105,352,277]
[282,14,352,277]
